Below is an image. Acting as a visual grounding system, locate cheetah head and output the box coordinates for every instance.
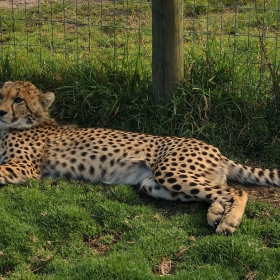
[0,81,55,129]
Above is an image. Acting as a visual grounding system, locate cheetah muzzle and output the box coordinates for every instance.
[0,81,279,234]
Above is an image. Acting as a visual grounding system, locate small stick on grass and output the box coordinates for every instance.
[31,239,67,274]
[234,257,257,280]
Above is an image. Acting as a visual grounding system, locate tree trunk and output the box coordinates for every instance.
[152,0,184,103]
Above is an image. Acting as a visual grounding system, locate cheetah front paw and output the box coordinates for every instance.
[215,217,240,235]
[207,201,225,229]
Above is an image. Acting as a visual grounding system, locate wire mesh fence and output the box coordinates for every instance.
[0,0,279,93]
[0,0,152,69]
[184,1,280,95]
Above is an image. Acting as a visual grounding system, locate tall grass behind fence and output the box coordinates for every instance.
[0,0,152,83]
[0,0,279,95]
[184,0,280,100]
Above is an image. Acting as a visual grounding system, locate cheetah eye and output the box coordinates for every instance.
[14,97,24,104]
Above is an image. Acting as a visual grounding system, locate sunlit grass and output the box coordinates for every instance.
[0,1,280,278]
[0,180,280,278]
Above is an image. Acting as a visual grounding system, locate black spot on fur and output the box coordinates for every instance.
[167,178,177,184]
[65,172,72,180]
[190,188,199,195]
[158,178,165,184]
[172,184,182,191]
[155,171,162,177]
[78,163,85,172]
[89,166,95,175]
[101,169,106,178]
[171,192,179,197]
[238,190,244,197]
[190,165,196,170]
[100,155,107,162]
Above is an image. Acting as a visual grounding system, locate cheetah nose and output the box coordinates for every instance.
[0,110,7,117]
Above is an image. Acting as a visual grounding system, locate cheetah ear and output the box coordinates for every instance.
[2,81,13,88]
[39,92,55,110]
[3,81,13,86]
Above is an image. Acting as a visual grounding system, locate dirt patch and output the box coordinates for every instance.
[0,0,41,8]
[0,0,113,9]
[230,182,280,209]
[85,232,121,255]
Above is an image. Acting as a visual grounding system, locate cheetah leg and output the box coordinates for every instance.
[140,171,248,234]
[0,161,40,184]
[151,168,248,234]
[207,201,225,229]
[139,176,205,201]
[215,189,248,234]
[206,188,248,234]
[139,176,180,200]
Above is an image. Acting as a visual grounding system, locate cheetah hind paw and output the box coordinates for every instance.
[207,201,225,229]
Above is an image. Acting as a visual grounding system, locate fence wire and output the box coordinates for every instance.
[0,0,279,93]
[0,0,152,67]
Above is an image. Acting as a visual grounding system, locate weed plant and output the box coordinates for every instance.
[0,0,280,278]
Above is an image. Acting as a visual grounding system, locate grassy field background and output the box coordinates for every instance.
[1,0,280,279]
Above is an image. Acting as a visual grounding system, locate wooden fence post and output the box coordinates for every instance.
[152,0,184,103]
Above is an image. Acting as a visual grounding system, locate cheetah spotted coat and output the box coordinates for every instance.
[0,81,279,234]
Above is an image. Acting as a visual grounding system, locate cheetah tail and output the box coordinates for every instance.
[225,158,280,186]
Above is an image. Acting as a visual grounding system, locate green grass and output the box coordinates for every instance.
[1,0,279,95]
[0,179,280,279]
[0,0,280,278]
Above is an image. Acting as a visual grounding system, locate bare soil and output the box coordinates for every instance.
[230,182,280,210]
[0,0,41,8]
[0,0,112,8]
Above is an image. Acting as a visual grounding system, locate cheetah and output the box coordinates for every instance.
[0,81,279,234]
